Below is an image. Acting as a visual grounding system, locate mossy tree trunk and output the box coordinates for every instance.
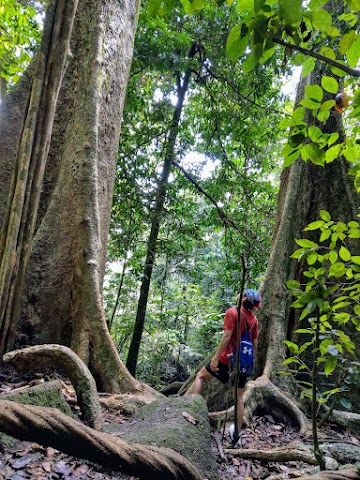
[0,0,143,393]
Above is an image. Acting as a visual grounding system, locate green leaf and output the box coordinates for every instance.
[329,262,346,277]
[325,144,342,163]
[338,30,355,55]
[236,0,255,13]
[351,256,360,265]
[304,220,324,231]
[311,8,333,32]
[300,98,322,110]
[301,57,316,77]
[295,239,318,248]
[339,246,351,262]
[347,34,360,67]
[279,0,303,25]
[295,328,313,334]
[321,76,338,94]
[284,340,299,353]
[305,85,323,102]
[283,357,301,365]
[308,125,323,142]
[324,355,337,376]
[242,43,263,72]
[226,26,248,61]
[287,280,301,289]
[320,210,331,221]
[293,107,305,124]
[346,0,360,12]
[307,253,318,265]
[301,143,325,165]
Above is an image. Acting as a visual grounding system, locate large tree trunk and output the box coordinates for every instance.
[0,0,143,393]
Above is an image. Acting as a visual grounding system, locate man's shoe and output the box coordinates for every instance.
[229,424,242,447]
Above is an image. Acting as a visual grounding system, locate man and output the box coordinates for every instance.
[190,288,261,436]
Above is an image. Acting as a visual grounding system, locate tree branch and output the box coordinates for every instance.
[272,38,360,78]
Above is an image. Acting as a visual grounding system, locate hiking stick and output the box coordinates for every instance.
[232,254,247,446]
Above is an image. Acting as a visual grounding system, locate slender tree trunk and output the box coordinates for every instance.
[126,68,193,376]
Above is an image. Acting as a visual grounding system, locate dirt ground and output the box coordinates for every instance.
[0,370,358,480]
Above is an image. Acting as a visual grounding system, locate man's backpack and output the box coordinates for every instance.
[229,313,254,376]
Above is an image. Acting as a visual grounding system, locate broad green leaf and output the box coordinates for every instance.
[283,357,301,365]
[321,76,338,94]
[347,34,360,67]
[295,328,313,334]
[339,246,351,262]
[279,0,303,24]
[304,220,324,231]
[308,125,323,142]
[287,280,300,289]
[226,25,248,61]
[242,43,263,72]
[329,251,338,264]
[283,340,299,353]
[283,149,301,167]
[327,133,339,146]
[307,253,318,265]
[293,107,305,124]
[308,0,329,7]
[320,210,331,221]
[301,57,316,77]
[299,341,314,354]
[343,140,359,163]
[332,301,351,310]
[325,144,342,163]
[301,143,325,165]
[351,256,360,265]
[329,262,346,277]
[311,7,333,32]
[279,117,295,129]
[300,98,322,110]
[305,85,323,102]
[338,30,355,55]
[236,0,255,13]
[324,355,337,376]
[295,239,318,248]
[346,0,360,12]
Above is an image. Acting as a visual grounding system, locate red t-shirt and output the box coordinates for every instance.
[218,306,258,366]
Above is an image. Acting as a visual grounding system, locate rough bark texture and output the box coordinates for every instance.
[0,0,143,393]
[256,67,359,386]
[0,400,203,480]
[3,345,103,429]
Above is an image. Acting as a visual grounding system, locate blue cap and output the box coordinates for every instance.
[245,288,261,307]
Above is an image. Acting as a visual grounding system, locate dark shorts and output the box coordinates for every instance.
[205,361,247,388]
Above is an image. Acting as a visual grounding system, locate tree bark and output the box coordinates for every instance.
[0,0,78,353]
[0,0,143,393]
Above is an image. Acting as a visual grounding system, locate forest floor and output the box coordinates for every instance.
[0,371,358,480]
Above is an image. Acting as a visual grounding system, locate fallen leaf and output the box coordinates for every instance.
[182,411,199,426]
[73,464,89,476]
[42,461,52,473]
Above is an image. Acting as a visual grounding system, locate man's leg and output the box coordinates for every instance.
[233,386,245,432]
[190,367,213,395]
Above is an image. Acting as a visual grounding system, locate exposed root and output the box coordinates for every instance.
[99,393,154,415]
[0,400,202,480]
[223,446,318,465]
[3,345,102,429]
[291,468,359,480]
[326,408,360,436]
[208,376,311,433]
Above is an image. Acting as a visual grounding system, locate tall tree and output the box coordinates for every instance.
[0,0,142,393]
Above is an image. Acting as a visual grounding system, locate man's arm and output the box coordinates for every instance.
[209,329,232,371]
